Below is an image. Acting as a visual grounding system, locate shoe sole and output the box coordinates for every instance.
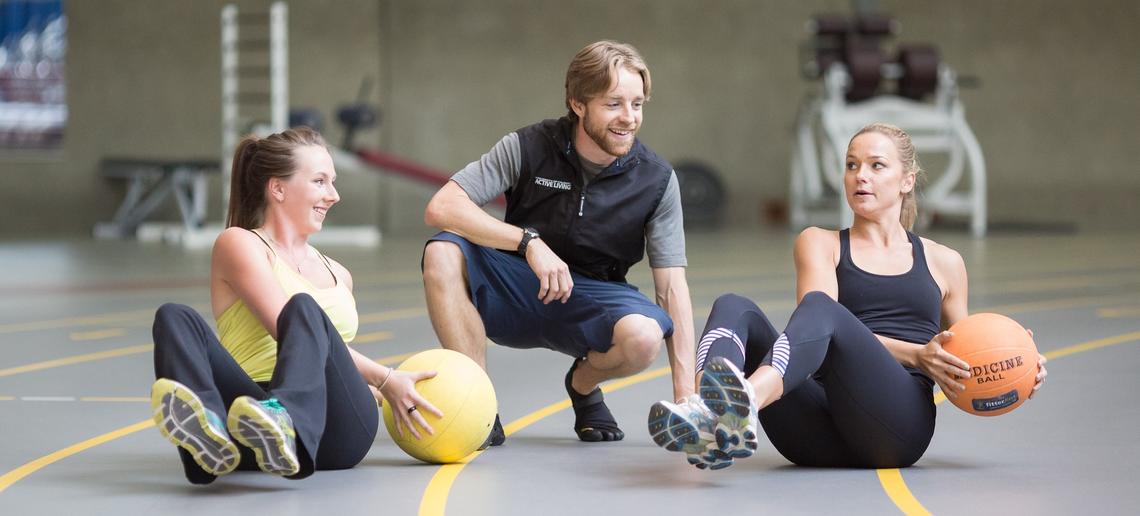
[700,358,760,459]
[150,379,240,476]
[648,401,733,470]
[647,401,706,453]
[227,398,300,476]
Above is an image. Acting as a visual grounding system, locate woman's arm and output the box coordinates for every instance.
[908,241,972,397]
[323,256,443,437]
[212,228,290,339]
[793,227,840,302]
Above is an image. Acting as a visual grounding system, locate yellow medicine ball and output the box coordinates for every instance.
[382,349,497,463]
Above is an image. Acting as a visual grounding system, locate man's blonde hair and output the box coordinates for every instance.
[565,40,652,120]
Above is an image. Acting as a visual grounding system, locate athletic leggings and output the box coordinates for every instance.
[152,293,378,482]
[697,292,936,468]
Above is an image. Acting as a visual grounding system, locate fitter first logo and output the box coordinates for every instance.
[972,355,1026,384]
[535,177,572,191]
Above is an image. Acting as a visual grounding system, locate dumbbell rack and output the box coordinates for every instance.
[789,17,987,237]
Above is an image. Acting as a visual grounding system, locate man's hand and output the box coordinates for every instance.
[525,239,573,304]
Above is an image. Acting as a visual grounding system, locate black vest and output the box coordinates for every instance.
[505,117,672,282]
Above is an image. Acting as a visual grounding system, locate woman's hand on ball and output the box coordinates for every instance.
[381,369,444,440]
[918,331,972,399]
[1030,352,1047,399]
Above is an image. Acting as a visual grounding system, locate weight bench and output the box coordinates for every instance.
[93,158,220,239]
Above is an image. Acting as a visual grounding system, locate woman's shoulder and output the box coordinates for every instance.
[918,236,966,274]
[212,227,271,268]
[796,226,840,249]
[794,226,841,262]
[214,226,260,247]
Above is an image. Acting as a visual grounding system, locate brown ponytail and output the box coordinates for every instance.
[225,126,327,229]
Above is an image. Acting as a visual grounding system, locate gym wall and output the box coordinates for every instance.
[0,0,1135,238]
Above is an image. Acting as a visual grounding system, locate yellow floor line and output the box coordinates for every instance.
[0,310,154,335]
[0,419,154,493]
[69,328,127,341]
[418,367,670,516]
[1,313,1134,507]
[0,344,153,378]
[877,469,932,516]
[0,350,417,493]
[358,307,428,324]
[877,331,1140,515]
[354,331,394,344]
[1097,306,1140,318]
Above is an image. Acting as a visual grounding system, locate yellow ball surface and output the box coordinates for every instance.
[382,349,497,463]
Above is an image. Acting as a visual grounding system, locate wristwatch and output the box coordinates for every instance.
[517,227,540,255]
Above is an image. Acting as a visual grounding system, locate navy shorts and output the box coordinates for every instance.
[425,231,674,358]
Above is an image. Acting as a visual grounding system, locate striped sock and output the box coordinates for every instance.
[769,333,790,377]
[695,328,745,374]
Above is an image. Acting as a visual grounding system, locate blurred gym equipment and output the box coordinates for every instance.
[790,13,987,236]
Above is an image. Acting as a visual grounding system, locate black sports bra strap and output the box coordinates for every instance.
[316,251,337,280]
[838,228,851,263]
[248,228,275,254]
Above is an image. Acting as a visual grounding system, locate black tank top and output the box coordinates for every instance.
[836,229,942,345]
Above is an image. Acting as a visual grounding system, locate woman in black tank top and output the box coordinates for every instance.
[649,124,1047,470]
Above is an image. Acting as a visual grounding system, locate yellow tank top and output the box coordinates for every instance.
[216,236,358,383]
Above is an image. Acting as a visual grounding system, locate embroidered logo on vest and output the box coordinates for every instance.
[535,177,572,191]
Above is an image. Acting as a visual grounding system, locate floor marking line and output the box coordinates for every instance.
[0,419,154,493]
[0,344,154,378]
[877,469,932,516]
[419,367,670,516]
[0,352,415,494]
[0,292,1129,380]
[0,309,155,334]
[354,331,394,344]
[69,328,127,341]
[879,331,1140,515]
[358,307,428,324]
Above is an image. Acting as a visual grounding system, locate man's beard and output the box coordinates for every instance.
[582,111,637,158]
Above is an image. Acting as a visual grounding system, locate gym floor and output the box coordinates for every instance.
[0,227,1137,515]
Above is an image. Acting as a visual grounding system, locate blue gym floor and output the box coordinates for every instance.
[0,228,1137,515]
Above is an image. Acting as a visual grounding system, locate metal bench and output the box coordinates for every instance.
[93,158,219,239]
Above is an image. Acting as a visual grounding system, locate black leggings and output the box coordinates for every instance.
[152,293,378,481]
[697,292,936,468]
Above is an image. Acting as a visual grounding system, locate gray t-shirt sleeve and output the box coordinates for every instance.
[450,132,522,206]
[646,171,687,268]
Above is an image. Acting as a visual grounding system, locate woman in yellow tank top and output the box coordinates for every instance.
[149,127,441,484]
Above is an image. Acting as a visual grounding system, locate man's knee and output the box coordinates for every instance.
[613,316,664,369]
[422,240,466,286]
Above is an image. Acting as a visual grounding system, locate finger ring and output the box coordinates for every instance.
[407,405,417,414]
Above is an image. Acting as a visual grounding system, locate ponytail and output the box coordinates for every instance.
[227,136,262,229]
[223,126,327,229]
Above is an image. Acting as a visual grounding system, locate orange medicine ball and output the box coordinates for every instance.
[943,313,1038,416]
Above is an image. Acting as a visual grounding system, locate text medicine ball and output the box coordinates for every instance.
[382,349,497,463]
[944,313,1039,416]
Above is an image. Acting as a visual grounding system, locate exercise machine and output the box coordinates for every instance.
[789,13,987,236]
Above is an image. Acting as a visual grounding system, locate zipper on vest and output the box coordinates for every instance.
[578,192,586,216]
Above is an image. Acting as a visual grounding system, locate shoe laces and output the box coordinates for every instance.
[678,394,717,433]
[257,398,296,439]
